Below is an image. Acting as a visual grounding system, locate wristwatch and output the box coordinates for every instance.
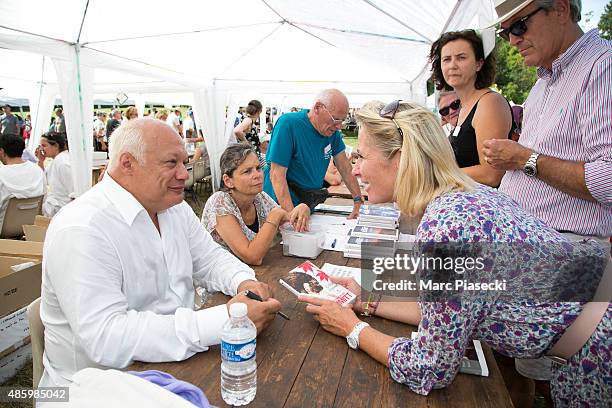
[523,152,540,177]
[346,321,370,350]
[353,196,364,204]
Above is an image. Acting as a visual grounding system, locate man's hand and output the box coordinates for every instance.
[482,139,532,171]
[289,203,310,232]
[347,201,362,220]
[299,296,361,337]
[236,280,272,300]
[227,291,281,334]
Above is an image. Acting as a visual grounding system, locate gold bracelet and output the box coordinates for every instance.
[265,220,279,229]
[361,293,373,317]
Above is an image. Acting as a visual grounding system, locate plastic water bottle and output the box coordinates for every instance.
[221,303,257,406]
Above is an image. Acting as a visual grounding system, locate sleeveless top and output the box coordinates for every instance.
[450,91,515,168]
[244,119,261,156]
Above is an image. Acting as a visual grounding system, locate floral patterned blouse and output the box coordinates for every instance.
[201,191,278,249]
[387,185,611,407]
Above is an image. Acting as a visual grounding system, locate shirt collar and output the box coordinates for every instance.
[100,173,147,226]
[537,29,598,79]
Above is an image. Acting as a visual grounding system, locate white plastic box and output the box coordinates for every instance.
[280,224,325,259]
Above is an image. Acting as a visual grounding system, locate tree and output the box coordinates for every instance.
[494,40,537,104]
[599,1,612,40]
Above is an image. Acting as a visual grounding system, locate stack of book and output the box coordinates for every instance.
[356,205,400,229]
[344,205,401,259]
[343,235,396,259]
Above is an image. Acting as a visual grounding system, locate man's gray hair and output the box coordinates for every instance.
[107,120,147,169]
[313,89,346,110]
[438,90,457,99]
[537,0,581,22]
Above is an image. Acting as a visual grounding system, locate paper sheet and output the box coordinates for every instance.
[321,263,362,286]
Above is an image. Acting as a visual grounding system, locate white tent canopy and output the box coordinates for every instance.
[0,0,495,194]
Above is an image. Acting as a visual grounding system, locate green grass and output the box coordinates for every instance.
[342,130,358,148]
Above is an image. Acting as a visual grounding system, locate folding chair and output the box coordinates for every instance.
[0,195,44,239]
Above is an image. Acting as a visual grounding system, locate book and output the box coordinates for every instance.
[279,261,356,307]
[351,225,399,241]
[358,204,400,220]
[410,332,489,377]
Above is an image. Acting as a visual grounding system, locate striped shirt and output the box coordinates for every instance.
[499,30,612,237]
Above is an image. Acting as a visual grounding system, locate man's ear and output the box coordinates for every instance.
[118,152,137,175]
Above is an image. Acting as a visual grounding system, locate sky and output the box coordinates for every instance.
[581,0,609,30]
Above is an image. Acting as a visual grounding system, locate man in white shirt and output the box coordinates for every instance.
[166,108,183,136]
[40,118,281,387]
[0,133,45,228]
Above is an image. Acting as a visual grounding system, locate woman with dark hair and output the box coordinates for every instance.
[429,30,514,187]
[201,144,309,265]
[233,100,263,160]
[35,132,74,216]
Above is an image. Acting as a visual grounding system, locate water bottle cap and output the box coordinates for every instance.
[229,302,248,318]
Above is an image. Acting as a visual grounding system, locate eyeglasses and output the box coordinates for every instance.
[439,99,461,117]
[497,7,543,41]
[379,100,404,139]
[321,105,345,125]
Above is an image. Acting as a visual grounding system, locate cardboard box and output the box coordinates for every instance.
[0,239,43,261]
[0,343,32,383]
[0,256,42,317]
[22,225,47,243]
[0,306,30,359]
[34,215,51,228]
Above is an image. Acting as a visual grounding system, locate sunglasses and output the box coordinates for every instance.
[439,99,461,117]
[379,100,404,139]
[497,7,543,41]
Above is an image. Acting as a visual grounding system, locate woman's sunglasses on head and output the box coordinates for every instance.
[379,100,404,139]
[497,7,543,41]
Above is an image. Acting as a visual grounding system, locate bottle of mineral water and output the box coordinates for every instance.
[221,303,257,406]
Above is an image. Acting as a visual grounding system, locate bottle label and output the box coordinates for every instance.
[221,339,256,362]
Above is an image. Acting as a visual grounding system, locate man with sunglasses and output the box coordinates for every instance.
[437,91,460,135]
[482,0,612,398]
[263,89,363,230]
[482,0,611,239]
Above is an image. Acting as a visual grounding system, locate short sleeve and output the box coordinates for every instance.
[267,115,294,168]
[201,192,239,234]
[330,131,346,157]
[255,191,279,224]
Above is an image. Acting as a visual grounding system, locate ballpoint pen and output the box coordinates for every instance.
[244,290,291,320]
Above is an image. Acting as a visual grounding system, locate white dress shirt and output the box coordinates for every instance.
[40,174,255,387]
[43,150,74,217]
[0,160,45,228]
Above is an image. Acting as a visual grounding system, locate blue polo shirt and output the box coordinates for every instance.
[263,110,345,206]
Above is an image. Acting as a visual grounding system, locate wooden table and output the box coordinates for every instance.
[327,183,367,200]
[130,246,513,407]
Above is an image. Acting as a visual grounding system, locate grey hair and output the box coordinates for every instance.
[107,120,147,169]
[313,88,347,110]
[219,143,257,191]
[537,0,581,22]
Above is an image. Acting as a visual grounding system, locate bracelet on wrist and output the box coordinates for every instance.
[265,220,279,229]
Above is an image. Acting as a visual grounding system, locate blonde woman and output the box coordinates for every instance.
[300,100,609,406]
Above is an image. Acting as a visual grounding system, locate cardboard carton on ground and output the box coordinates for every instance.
[0,342,32,383]
[34,215,51,228]
[0,256,42,317]
[0,306,30,359]
[22,224,47,243]
[0,240,43,261]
